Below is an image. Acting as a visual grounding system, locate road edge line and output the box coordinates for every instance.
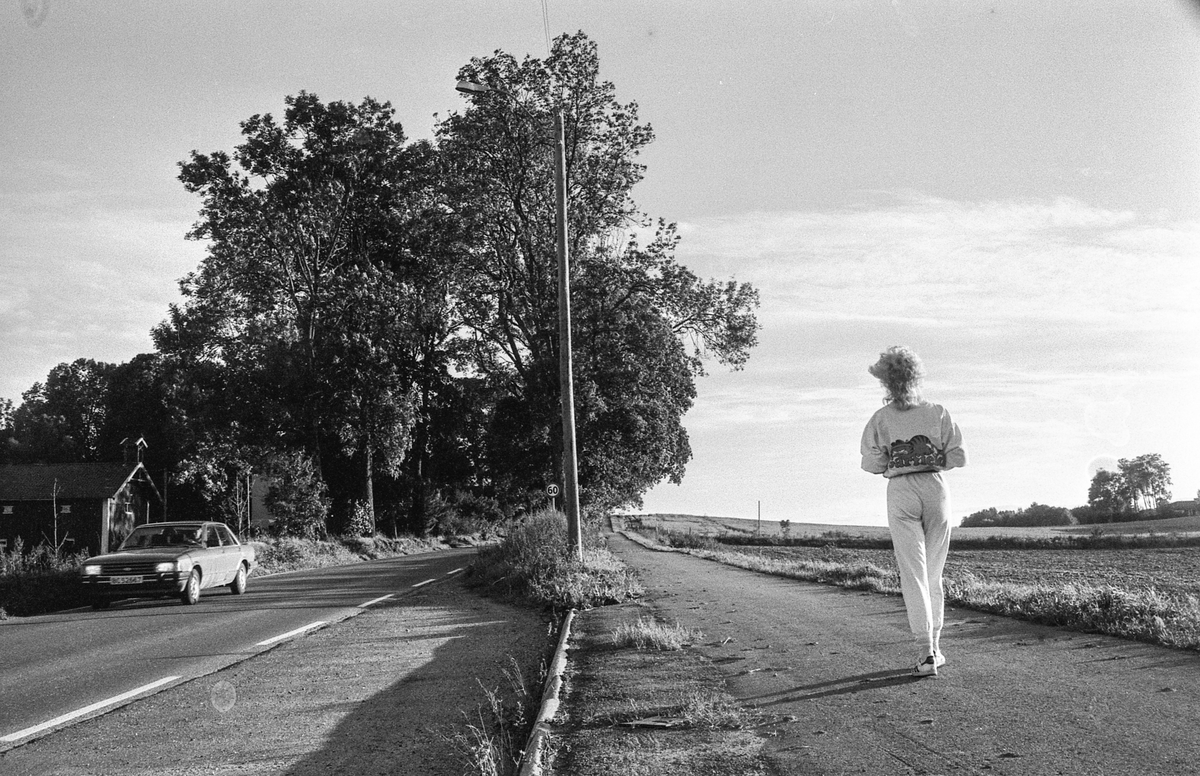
[255,621,327,647]
[0,675,182,745]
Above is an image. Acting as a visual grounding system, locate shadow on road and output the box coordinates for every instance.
[268,586,551,776]
[745,669,919,706]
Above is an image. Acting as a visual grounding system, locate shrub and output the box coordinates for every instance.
[470,509,642,610]
[252,533,446,575]
[433,491,506,537]
[264,450,330,539]
[343,500,376,538]
[655,529,719,551]
[0,538,91,617]
[962,502,1075,528]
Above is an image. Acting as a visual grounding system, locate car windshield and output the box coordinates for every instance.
[119,526,204,550]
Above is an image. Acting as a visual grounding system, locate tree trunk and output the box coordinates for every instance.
[365,444,375,534]
[406,363,433,537]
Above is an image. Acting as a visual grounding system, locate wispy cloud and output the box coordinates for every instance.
[0,184,201,400]
[645,195,1200,522]
[674,195,1198,332]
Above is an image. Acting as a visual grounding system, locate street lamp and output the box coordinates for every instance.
[456,80,583,561]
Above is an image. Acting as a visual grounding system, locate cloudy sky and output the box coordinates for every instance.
[2,0,1197,525]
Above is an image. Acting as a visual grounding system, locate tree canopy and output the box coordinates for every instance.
[437,33,759,512]
[1085,454,1173,520]
[3,32,760,536]
[157,93,437,532]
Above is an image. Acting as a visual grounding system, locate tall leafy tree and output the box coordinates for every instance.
[158,93,440,533]
[437,33,758,513]
[0,397,16,464]
[1087,454,1173,519]
[9,359,115,463]
[1087,468,1129,519]
[1118,453,1172,512]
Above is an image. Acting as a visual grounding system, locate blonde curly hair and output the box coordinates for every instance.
[868,346,926,409]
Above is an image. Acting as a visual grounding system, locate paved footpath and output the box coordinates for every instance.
[605,532,1200,776]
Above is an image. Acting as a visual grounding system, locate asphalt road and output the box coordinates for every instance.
[609,533,1200,776]
[0,548,476,750]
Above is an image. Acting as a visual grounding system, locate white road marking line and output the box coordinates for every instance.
[446,567,464,576]
[412,578,436,588]
[256,621,327,646]
[1,675,181,743]
[358,594,395,608]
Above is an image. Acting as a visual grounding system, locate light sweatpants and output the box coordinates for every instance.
[886,471,952,638]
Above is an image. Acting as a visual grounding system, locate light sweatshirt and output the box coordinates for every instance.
[860,402,967,477]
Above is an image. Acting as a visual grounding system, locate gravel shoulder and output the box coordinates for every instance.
[550,531,1200,776]
[0,575,552,776]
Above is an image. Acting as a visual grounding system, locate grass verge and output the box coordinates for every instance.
[251,533,453,575]
[645,524,1200,552]
[631,529,1200,652]
[468,508,643,611]
[550,603,775,776]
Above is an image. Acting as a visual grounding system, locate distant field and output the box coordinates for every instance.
[630,513,1200,596]
[634,513,1200,541]
[633,513,891,540]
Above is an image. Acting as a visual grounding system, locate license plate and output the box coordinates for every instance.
[111,575,143,585]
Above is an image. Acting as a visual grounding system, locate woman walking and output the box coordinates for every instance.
[860,346,967,677]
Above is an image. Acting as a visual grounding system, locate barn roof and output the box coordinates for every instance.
[0,463,159,502]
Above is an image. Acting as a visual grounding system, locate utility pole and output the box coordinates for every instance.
[555,105,583,562]
[455,80,583,561]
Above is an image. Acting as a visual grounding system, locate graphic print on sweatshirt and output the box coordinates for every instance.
[888,435,946,471]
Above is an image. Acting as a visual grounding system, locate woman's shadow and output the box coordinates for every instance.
[744,669,923,706]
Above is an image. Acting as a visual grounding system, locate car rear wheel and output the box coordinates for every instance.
[228,564,247,595]
[180,569,202,605]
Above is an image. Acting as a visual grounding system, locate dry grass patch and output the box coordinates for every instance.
[602,689,753,730]
[612,615,702,650]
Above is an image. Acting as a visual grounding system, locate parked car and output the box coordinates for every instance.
[80,521,256,608]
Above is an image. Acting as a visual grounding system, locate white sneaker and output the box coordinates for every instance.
[914,655,938,677]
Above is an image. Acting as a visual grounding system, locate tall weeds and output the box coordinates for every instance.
[0,537,90,618]
[470,509,642,610]
[450,657,542,776]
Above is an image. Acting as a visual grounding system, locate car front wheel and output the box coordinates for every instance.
[228,564,247,595]
[180,570,202,605]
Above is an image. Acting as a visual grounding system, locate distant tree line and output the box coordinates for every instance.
[0,34,759,539]
[960,453,1180,528]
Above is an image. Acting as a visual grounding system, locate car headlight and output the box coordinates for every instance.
[154,561,178,573]
[82,565,101,576]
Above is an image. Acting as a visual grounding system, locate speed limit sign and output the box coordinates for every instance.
[546,484,560,497]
